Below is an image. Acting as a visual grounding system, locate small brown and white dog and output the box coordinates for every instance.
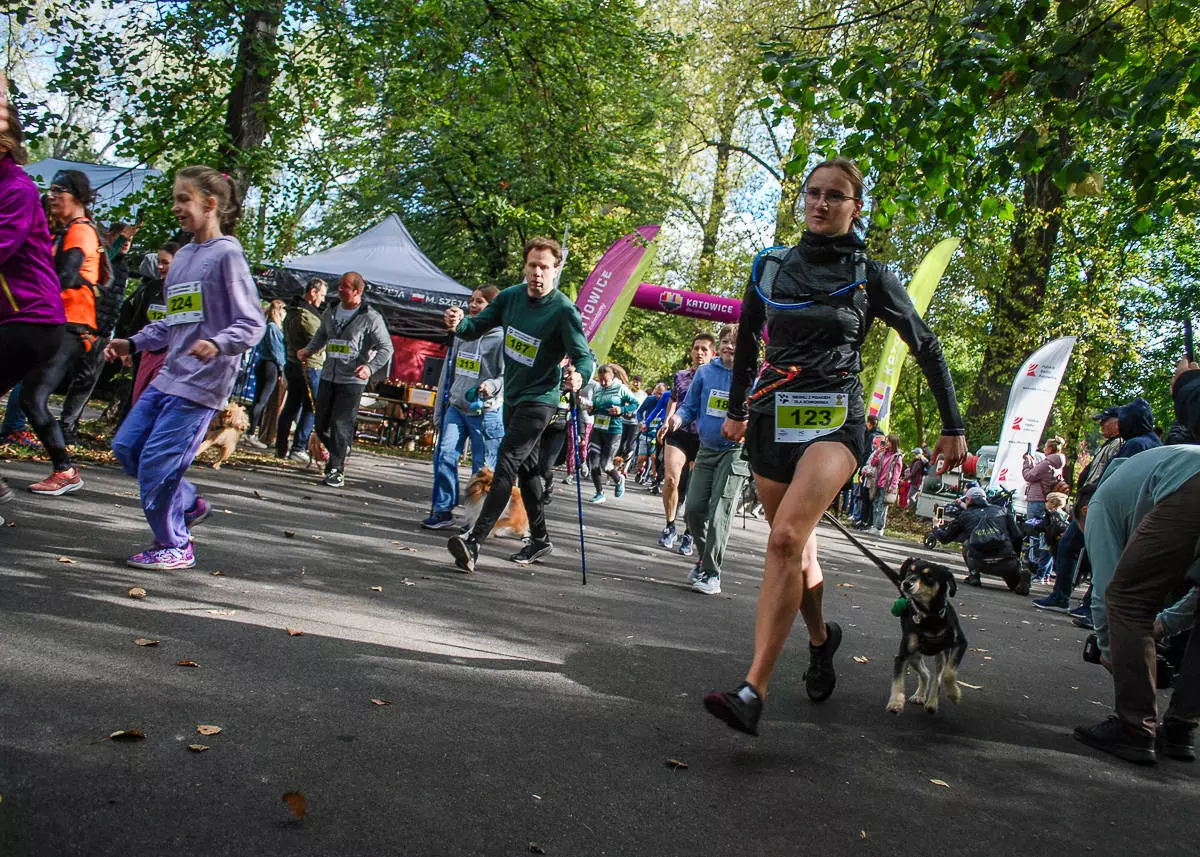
[887,558,968,715]
[462,467,529,539]
[193,402,251,469]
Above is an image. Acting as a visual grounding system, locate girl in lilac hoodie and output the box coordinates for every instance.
[105,166,264,570]
[0,96,66,508]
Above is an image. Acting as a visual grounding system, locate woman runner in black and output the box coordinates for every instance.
[703,158,968,735]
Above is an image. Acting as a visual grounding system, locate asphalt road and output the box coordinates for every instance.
[1,450,1196,856]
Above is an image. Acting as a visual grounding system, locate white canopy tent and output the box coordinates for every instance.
[23,158,162,215]
[272,214,472,341]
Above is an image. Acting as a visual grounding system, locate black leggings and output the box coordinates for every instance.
[21,325,88,471]
[617,421,638,462]
[250,359,281,434]
[0,322,65,398]
[588,430,621,493]
[539,420,568,495]
[470,401,555,544]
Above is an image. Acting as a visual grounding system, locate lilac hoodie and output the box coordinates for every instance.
[0,155,65,326]
[130,235,264,410]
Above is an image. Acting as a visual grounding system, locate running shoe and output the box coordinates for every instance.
[447,533,479,573]
[288,449,311,464]
[1032,592,1070,612]
[241,435,268,450]
[126,543,196,570]
[421,511,457,530]
[1074,716,1156,765]
[322,470,345,488]
[692,574,721,595]
[686,563,703,584]
[184,496,211,528]
[511,539,553,566]
[0,477,12,505]
[2,430,40,448]
[28,468,83,496]
[677,533,695,556]
[703,682,762,735]
[1068,604,1091,620]
[615,477,626,499]
[590,492,606,504]
[1158,718,1197,762]
[803,621,842,703]
[658,522,677,549]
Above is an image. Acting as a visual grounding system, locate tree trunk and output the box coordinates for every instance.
[219,2,285,193]
[695,94,738,293]
[964,163,1064,435]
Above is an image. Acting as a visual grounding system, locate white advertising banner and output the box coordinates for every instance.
[987,336,1077,496]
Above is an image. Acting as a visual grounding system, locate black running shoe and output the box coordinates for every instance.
[1158,718,1196,762]
[703,682,762,736]
[511,539,553,566]
[448,533,479,573]
[1074,716,1156,765]
[804,621,842,703]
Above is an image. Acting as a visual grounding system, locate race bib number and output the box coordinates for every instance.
[504,328,541,367]
[455,353,481,378]
[774,392,849,443]
[165,282,204,325]
[147,304,167,322]
[327,339,353,361]
[706,388,730,419]
[594,414,612,430]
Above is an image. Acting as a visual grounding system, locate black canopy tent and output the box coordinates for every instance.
[257,214,472,342]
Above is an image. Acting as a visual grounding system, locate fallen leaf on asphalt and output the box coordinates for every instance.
[370,586,383,592]
[210,570,225,576]
[6,520,15,526]
[956,681,983,690]
[109,730,146,741]
[970,648,989,653]
[311,535,323,541]
[370,699,392,706]
[207,609,236,615]
[133,639,159,647]
[176,660,200,668]
[930,779,950,788]
[836,583,855,588]
[284,531,296,538]
[254,491,263,499]
[56,556,76,564]
[282,791,307,817]
[188,744,209,752]
[1021,620,1031,625]
[861,831,868,840]
[853,656,870,664]
[286,628,304,636]
[528,844,546,855]
[400,578,415,586]
[196,725,222,736]
[665,758,688,770]
[128,587,147,599]
[983,656,993,661]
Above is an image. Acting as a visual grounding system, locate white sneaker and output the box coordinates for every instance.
[686,563,703,584]
[692,575,721,595]
[288,449,311,464]
[242,435,268,449]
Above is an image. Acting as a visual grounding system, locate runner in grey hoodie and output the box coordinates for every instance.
[298,271,393,487]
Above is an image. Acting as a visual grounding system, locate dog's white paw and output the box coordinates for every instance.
[887,695,906,714]
[944,679,962,704]
[924,696,940,715]
[907,691,927,706]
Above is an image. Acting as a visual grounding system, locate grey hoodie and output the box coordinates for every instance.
[304,299,394,386]
[448,327,504,414]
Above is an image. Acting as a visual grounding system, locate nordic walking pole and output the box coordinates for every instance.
[427,331,456,518]
[568,388,588,585]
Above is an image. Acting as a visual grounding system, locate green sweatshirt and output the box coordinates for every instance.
[589,382,639,434]
[455,284,595,408]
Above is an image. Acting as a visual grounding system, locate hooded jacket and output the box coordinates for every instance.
[1114,397,1162,459]
[1022,451,1067,502]
[304,298,393,386]
[0,154,65,327]
[675,356,737,449]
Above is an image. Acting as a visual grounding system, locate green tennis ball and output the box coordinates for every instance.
[891,597,909,617]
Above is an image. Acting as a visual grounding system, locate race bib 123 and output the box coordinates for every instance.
[774,391,849,443]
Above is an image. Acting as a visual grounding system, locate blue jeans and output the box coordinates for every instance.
[1,383,26,435]
[275,363,321,455]
[1052,519,1085,598]
[1025,500,1052,572]
[872,490,891,531]
[431,406,503,513]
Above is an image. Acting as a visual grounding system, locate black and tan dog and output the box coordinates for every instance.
[887,558,968,715]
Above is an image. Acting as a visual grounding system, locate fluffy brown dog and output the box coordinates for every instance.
[193,402,250,469]
[462,467,529,539]
[305,431,328,471]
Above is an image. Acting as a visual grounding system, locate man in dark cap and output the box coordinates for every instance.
[1033,405,1124,612]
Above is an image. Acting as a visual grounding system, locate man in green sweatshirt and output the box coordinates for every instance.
[442,237,595,572]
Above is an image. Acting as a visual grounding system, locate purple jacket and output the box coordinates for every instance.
[130,236,264,410]
[0,155,65,327]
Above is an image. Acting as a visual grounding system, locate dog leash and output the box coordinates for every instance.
[821,511,924,619]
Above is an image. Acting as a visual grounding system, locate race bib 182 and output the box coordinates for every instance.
[165,282,204,326]
[706,388,730,419]
[774,392,849,443]
[504,328,541,367]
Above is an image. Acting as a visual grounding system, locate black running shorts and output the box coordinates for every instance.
[664,429,700,462]
[745,410,866,484]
